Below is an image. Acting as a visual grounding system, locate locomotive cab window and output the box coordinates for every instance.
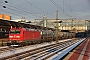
[10,30,20,34]
[16,30,20,34]
[10,30,15,34]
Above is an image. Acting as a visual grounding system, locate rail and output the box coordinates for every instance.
[0,38,84,60]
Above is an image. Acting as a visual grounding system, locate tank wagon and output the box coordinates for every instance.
[7,28,75,46]
[75,30,90,38]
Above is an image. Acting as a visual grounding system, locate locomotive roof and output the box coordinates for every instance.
[10,28,40,31]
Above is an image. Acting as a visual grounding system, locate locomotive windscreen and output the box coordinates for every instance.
[10,30,20,34]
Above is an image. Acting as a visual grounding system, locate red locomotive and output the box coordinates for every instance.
[8,28,53,46]
[8,27,75,46]
[8,28,41,46]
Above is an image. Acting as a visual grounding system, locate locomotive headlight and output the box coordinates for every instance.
[40,31,42,35]
[16,36,20,38]
[9,36,13,38]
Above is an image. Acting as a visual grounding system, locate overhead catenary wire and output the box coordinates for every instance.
[8,3,43,19]
[62,0,76,17]
[0,2,28,19]
[50,0,73,18]
[1,0,79,20]
[1,0,60,20]
[8,2,48,19]
[0,1,20,19]
[0,2,34,18]
[62,0,81,19]
[0,6,28,20]
[0,1,43,19]
[0,8,20,19]
[24,0,57,19]
[24,0,49,15]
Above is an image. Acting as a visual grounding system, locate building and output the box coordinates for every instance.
[0,14,11,20]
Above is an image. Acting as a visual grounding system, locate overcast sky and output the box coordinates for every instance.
[0,0,90,20]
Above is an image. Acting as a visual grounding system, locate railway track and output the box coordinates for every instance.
[0,46,16,53]
[0,38,83,60]
[0,47,10,53]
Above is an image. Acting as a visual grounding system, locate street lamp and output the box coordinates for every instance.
[5,0,8,3]
[3,0,8,8]
[3,6,6,8]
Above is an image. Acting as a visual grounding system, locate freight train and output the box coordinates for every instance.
[75,30,90,38]
[7,28,75,46]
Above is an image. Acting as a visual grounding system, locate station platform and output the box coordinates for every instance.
[64,38,90,60]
